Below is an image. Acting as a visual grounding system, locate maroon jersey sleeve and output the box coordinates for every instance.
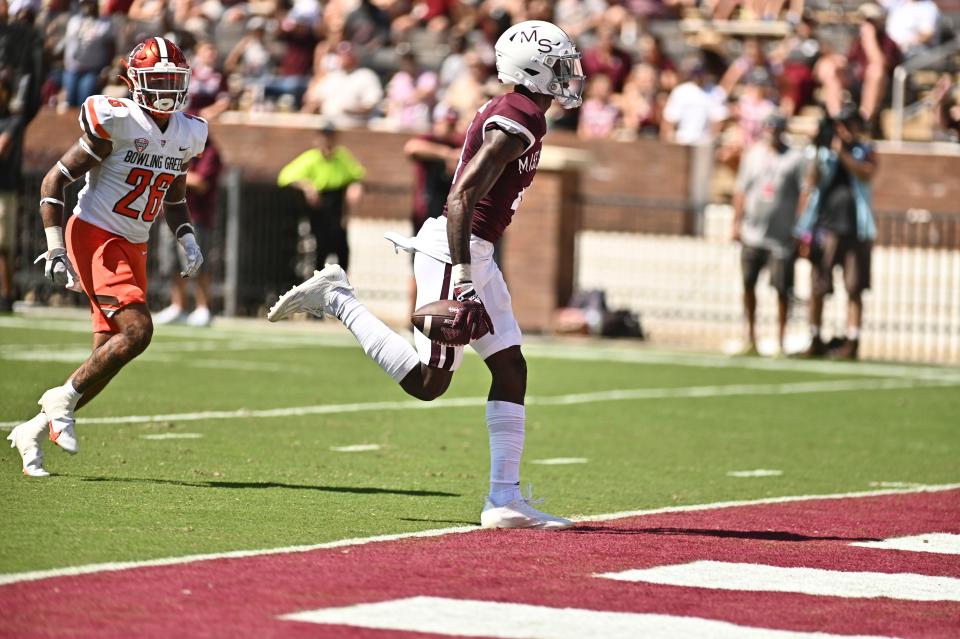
[446,92,547,244]
[482,94,546,154]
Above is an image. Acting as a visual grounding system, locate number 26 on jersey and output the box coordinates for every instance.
[112,168,175,222]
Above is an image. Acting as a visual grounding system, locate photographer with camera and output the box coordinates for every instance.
[796,106,878,360]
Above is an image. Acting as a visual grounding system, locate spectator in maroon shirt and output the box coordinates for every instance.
[582,22,633,92]
[774,12,819,116]
[402,106,462,310]
[264,10,320,108]
[187,40,229,119]
[154,134,224,327]
[403,106,462,236]
[815,2,900,122]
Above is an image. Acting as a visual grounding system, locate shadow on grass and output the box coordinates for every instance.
[566,526,882,543]
[72,475,459,497]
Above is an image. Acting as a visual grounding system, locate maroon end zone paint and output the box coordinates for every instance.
[2,490,958,639]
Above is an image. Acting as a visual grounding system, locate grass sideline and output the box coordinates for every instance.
[1,314,957,574]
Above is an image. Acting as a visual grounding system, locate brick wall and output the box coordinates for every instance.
[26,110,960,233]
[21,110,960,328]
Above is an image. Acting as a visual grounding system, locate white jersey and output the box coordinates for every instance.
[75,95,208,243]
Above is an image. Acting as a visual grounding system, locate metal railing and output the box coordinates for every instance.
[891,37,960,142]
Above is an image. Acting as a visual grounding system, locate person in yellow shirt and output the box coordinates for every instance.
[278,125,365,272]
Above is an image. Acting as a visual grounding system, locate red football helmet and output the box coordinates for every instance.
[122,36,191,114]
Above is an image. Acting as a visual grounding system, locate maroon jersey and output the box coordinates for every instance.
[445,92,547,243]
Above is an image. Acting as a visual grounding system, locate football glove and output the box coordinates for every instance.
[34,248,81,292]
[178,232,203,278]
[452,281,494,341]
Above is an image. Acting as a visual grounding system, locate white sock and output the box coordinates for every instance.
[847,326,860,340]
[328,289,419,384]
[63,380,82,407]
[487,400,525,506]
[23,412,48,438]
[810,325,820,339]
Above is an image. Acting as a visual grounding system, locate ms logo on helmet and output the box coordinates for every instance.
[508,29,560,54]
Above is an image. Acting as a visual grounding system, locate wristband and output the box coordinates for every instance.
[78,137,103,162]
[175,222,195,239]
[40,197,65,208]
[57,161,77,182]
[452,263,471,284]
[164,198,187,205]
[44,226,66,252]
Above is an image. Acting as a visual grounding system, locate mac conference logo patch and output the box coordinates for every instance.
[134,137,149,153]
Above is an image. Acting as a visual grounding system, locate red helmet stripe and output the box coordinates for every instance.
[155,36,168,62]
[85,100,110,140]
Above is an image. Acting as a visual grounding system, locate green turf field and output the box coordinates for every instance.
[1,313,958,575]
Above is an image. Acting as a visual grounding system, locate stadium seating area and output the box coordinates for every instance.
[13,0,960,143]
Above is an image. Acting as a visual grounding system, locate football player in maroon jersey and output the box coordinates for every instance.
[269,21,584,529]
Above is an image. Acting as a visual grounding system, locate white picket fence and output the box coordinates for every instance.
[578,207,960,363]
[348,214,960,364]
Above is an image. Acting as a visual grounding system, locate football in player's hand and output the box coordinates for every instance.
[411,300,471,346]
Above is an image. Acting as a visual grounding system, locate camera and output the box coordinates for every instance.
[814,116,835,148]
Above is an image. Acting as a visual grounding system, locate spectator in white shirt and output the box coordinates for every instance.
[661,56,728,145]
[302,42,383,127]
[886,0,941,55]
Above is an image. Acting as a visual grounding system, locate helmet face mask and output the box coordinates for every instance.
[544,54,585,109]
[495,20,586,109]
[124,37,191,115]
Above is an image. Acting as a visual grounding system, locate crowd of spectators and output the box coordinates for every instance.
[2,0,956,148]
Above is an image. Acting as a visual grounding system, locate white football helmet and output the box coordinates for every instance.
[495,20,585,109]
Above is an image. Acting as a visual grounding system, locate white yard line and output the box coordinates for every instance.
[851,533,960,555]
[523,343,960,383]
[727,469,784,478]
[0,317,354,349]
[0,483,957,588]
[0,348,314,374]
[0,377,947,430]
[280,596,894,639]
[3,315,958,381]
[596,560,960,602]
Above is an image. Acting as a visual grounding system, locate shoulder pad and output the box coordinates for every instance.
[79,95,132,141]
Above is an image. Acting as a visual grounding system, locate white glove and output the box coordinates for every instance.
[34,247,82,292]
[178,232,203,278]
[35,226,82,292]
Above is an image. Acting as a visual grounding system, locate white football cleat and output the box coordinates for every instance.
[48,420,79,454]
[7,414,50,477]
[267,264,353,322]
[38,386,80,454]
[481,491,573,530]
[186,306,212,327]
[153,304,187,325]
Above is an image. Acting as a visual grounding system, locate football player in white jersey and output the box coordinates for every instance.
[7,37,209,476]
